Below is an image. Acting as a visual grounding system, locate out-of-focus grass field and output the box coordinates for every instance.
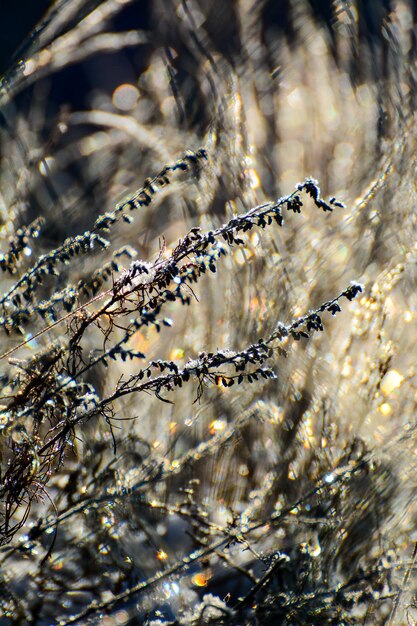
[0,1,417,624]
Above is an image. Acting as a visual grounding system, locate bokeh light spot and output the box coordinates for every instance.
[112,83,140,111]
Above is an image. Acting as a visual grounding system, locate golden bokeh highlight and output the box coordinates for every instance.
[112,83,140,111]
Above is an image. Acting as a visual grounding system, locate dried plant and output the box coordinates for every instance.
[0,1,417,625]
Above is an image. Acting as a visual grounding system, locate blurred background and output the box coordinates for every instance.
[0,1,53,75]
[1,1,417,624]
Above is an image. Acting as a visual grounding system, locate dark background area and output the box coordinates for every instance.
[0,1,54,75]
